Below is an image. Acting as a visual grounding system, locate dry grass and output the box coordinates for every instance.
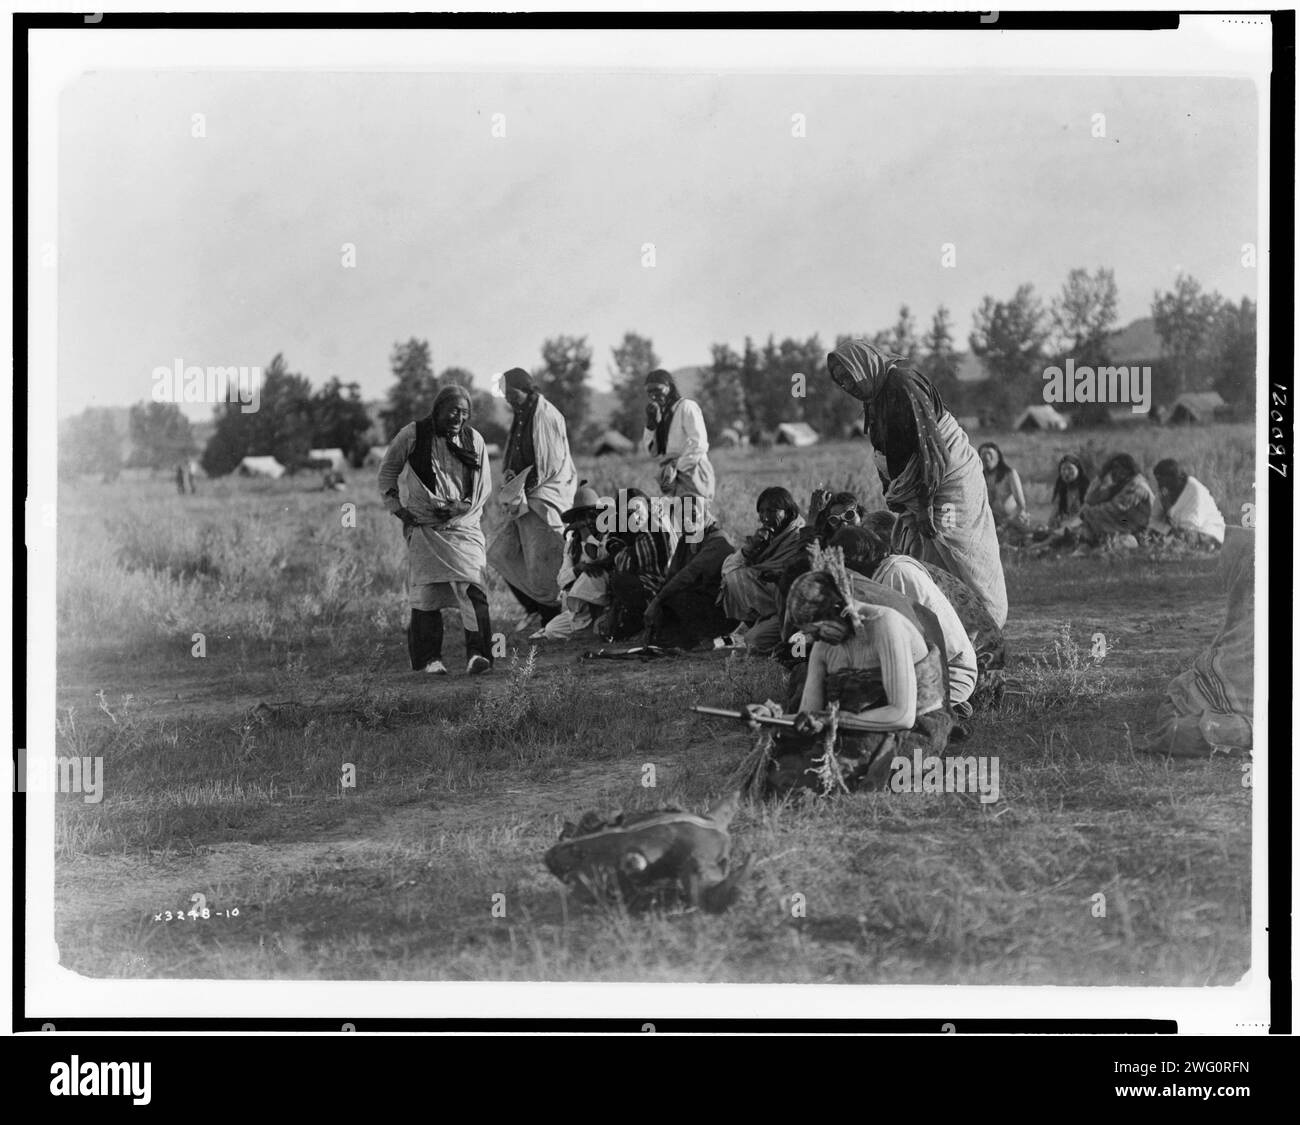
[50,423,1252,984]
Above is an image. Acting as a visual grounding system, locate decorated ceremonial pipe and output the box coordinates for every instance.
[690,705,796,728]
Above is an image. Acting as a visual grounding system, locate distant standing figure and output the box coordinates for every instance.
[175,464,187,495]
[828,339,1008,627]
[377,385,495,676]
[644,368,715,537]
[488,367,578,634]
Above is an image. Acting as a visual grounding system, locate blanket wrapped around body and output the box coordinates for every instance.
[888,413,1009,628]
[1142,526,1254,757]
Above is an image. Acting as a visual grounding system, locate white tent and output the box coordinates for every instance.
[308,447,348,472]
[1166,392,1226,425]
[775,422,820,447]
[237,455,286,479]
[1014,405,1069,432]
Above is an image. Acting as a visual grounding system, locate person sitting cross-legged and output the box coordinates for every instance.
[719,487,807,654]
[643,505,739,649]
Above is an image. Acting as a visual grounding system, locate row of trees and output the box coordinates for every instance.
[683,270,1256,439]
[967,269,1256,424]
[60,266,1257,478]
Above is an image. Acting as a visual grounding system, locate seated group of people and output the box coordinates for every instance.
[977,444,1226,552]
[524,480,1010,798]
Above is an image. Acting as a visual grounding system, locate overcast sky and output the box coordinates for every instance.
[57,69,1258,418]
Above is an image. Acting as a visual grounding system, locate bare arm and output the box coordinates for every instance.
[838,614,918,731]
[797,644,829,714]
[1009,468,1027,515]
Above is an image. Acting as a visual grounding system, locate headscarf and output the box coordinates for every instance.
[1052,454,1091,518]
[978,442,1011,483]
[827,339,948,496]
[645,369,681,455]
[429,385,481,481]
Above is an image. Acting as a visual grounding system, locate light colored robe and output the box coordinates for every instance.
[1149,476,1225,544]
[643,397,716,504]
[377,423,492,625]
[488,393,577,605]
[873,555,977,706]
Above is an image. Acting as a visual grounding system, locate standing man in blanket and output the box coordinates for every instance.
[643,368,715,541]
[488,367,578,634]
[378,385,495,676]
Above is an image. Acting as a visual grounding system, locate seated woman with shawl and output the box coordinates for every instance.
[828,340,1007,628]
[719,487,807,654]
[1147,458,1225,549]
[1077,453,1155,546]
[754,547,953,798]
[600,487,673,640]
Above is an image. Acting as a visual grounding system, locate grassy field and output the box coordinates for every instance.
[50,423,1254,983]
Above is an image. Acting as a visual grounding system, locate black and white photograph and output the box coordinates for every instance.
[19,11,1283,1040]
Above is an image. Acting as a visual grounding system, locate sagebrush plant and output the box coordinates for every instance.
[468,646,542,744]
[1004,622,1112,714]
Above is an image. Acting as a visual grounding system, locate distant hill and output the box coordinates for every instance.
[1108,317,1161,363]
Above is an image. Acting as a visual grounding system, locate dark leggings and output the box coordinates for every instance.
[408,584,494,668]
[505,582,561,624]
[655,588,736,647]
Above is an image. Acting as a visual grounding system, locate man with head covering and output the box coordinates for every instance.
[1148,458,1225,548]
[827,339,1008,627]
[531,481,615,641]
[644,368,715,538]
[488,367,578,633]
[377,384,495,675]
